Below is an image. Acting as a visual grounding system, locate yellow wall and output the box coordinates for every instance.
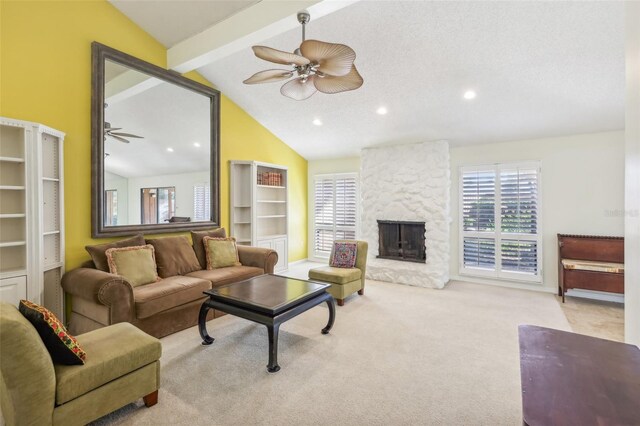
[0,0,308,269]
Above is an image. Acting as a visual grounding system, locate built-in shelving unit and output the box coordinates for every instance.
[0,117,65,320]
[230,161,288,272]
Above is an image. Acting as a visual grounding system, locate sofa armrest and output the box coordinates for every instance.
[61,268,135,323]
[237,246,278,274]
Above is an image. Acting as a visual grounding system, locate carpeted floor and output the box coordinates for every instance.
[92,279,572,425]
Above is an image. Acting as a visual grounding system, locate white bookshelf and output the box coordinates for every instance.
[0,117,65,320]
[230,161,288,272]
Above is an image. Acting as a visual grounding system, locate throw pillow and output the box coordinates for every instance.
[203,237,240,269]
[191,228,226,269]
[19,300,86,365]
[105,244,159,287]
[85,234,146,272]
[330,241,358,268]
[146,236,202,278]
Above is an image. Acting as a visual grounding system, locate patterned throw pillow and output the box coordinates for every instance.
[19,300,86,365]
[105,244,159,287]
[330,241,358,268]
[203,237,241,269]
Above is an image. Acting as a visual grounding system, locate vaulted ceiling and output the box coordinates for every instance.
[109,0,625,160]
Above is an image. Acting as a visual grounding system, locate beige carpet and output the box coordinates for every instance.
[92,279,571,425]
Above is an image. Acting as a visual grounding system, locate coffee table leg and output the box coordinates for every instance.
[198,302,215,345]
[266,324,281,373]
[322,297,336,335]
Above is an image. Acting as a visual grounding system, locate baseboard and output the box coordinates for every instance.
[288,258,310,267]
[565,289,624,304]
[449,275,556,294]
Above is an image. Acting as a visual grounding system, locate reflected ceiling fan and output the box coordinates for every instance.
[104,103,144,144]
[243,11,363,100]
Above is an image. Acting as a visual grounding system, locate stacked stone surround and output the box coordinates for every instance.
[360,141,451,288]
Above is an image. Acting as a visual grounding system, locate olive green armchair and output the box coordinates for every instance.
[308,240,368,306]
[0,302,161,425]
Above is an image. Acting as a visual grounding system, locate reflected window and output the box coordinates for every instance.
[105,190,118,226]
[193,183,210,222]
[141,187,176,224]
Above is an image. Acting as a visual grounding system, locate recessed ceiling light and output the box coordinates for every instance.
[167,147,174,152]
[312,119,323,126]
[376,106,388,115]
[193,142,201,148]
[463,90,477,100]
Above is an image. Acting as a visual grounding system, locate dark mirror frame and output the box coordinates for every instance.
[91,42,220,237]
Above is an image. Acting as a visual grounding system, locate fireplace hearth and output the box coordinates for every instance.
[377,220,426,263]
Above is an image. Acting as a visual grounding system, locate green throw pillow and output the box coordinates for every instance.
[203,237,240,269]
[105,244,159,287]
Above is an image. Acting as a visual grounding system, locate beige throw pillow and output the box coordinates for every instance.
[191,228,227,269]
[105,244,159,287]
[85,234,145,272]
[203,237,240,269]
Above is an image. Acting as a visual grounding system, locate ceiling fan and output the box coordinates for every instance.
[104,121,144,144]
[243,11,363,101]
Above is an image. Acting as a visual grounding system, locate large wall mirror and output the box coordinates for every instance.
[91,42,220,237]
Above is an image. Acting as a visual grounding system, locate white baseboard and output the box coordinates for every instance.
[565,289,624,304]
[449,275,556,294]
[287,258,310,267]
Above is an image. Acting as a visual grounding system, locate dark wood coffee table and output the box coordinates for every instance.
[519,325,640,425]
[198,274,335,373]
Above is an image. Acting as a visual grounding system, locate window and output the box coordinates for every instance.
[460,162,541,282]
[104,190,118,226]
[141,187,176,224]
[193,183,210,222]
[313,173,358,258]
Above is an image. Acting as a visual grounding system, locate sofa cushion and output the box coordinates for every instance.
[106,245,158,287]
[186,266,263,288]
[204,237,240,269]
[54,322,161,405]
[133,276,211,319]
[85,234,145,272]
[309,266,362,285]
[19,300,87,365]
[146,235,202,278]
[192,228,226,269]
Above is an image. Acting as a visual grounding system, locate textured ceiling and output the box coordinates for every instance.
[195,1,624,159]
[109,0,257,47]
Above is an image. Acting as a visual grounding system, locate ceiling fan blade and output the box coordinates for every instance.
[105,127,122,132]
[300,40,355,77]
[243,69,294,85]
[109,132,144,138]
[314,64,364,94]
[280,76,317,101]
[108,134,130,144]
[252,46,309,66]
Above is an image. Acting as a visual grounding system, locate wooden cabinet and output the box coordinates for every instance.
[230,161,288,272]
[0,117,65,319]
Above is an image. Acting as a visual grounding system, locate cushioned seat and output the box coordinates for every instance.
[54,322,161,405]
[134,276,211,319]
[186,266,264,287]
[561,259,624,274]
[308,266,362,284]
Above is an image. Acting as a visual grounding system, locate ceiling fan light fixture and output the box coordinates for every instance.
[244,10,363,100]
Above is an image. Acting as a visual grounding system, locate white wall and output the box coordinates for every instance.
[126,171,209,225]
[625,1,640,345]
[307,157,360,262]
[450,131,625,292]
[104,171,129,225]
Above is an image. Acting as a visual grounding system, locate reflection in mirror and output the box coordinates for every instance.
[102,59,211,227]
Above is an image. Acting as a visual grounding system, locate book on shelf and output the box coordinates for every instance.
[257,172,282,186]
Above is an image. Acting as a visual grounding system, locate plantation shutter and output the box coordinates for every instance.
[193,183,210,221]
[313,173,358,257]
[460,163,541,281]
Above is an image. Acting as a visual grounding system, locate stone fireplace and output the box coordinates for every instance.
[377,220,426,263]
[361,140,450,288]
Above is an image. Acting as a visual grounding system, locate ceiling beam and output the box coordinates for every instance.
[167,0,360,73]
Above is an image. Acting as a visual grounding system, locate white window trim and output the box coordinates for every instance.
[458,161,543,283]
[312,172,359,260]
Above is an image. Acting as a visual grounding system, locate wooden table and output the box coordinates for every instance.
[519,325,640,425]
[198,274,335,373]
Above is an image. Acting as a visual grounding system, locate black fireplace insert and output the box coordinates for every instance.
[377,220,426,263]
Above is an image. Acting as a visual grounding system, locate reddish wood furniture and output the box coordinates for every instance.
[557,234,624,302]
[519,325,640,426]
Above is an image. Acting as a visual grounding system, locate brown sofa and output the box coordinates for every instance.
[62,232,278,338]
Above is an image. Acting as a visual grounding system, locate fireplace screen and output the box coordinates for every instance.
[377,220,426,263]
